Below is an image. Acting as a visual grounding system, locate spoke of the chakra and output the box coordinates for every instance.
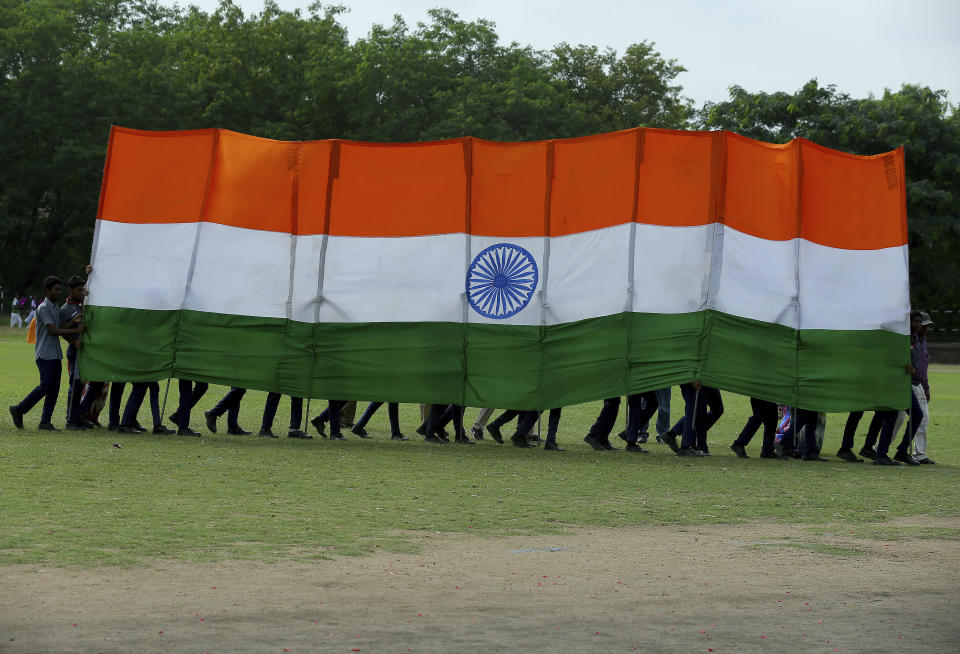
[473,285,498,307]
[501,251,527,279]
[471,267,495,282]
[503,284,525,307]
[491,248,504,277]
[501,248,522,278]
[482,254,500,276]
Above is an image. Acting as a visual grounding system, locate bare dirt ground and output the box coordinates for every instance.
[2,518,958,654]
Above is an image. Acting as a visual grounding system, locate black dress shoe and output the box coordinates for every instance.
[510,435,534,448]
[9,405,24,430]
[329,432,347,441]
[893,451,920,465]
[436,433,451,443]
[917,458,937,464]
[661,433,679,453]
[759,451,784,460]
[416,424,426,436]
[310,415,327,437]
[858,446,877,460]
[177,427,201,437]
[287,429,312,439]
[107,422,119,431]
[801,454,829,462]
[425,434,447,444]
[351,425,371,438]
[204,410,217,433]
[258,429,278,438]
[699,447,711,456]
[227,426,252,436]
[65,422,87,431]
[625,443,649,453]
[874,454,900,466]
[118,424,140,434]
[456,434,477,445]
[37,422,61,431]
[730,443,749,458]
[78,416,97,429]
[835,448,862,463]
[676,447,704,457]
[600,439,618,451]
[470,426,484,440]
[486,424,504,444]
[391,432,409,441]
[583,434,605,451]
[543,440,563,451]
[153,424,175,435]
[132,421,147,433]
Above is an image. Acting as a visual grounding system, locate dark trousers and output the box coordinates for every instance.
[488,409,521,431]
[625,391,659,444]
[863,411,899,451]
[107,382,126,426]
[587,397,621,440]
[874,392,923,457]
[121,381,160,427]
[17,358,62,424]
[355,401,400,434]
[210,387,246,429]
[65,348,83,423]
[793,409,821,455]
[316,401,347,436]
[515,408,563,442]
[424,404,465,438]
[172,380,209,428]
[637,387,671,438]
[734,397,778,454]
[261,393,303,432]
[672,385,723,450]
[842,411,864,451]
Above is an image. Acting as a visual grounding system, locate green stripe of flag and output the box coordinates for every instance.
[79,306,909,412]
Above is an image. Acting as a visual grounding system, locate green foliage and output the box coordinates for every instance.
[700,80,960,308]
[0,0,691,296]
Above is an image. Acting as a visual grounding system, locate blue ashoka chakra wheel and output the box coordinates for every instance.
[466,243,539,319]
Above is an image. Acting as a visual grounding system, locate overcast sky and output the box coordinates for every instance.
[173,0,960,108]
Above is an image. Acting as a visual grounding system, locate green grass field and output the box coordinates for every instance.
[1,325,957,567]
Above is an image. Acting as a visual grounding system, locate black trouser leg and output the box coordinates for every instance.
[863,412,884,450]
[289,397,303,431]
[842,411,863,451]
[875,409,899,457]
[545,407,563,443]
[626,392,658,444]
[387,402,400,435]
[261,392,281,432]
[121,383,147,427]
[327,400,345,437]
[489,409,520,431]
[587,397,621,440]
[356,401,383,430]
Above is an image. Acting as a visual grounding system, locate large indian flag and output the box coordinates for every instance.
[80,126,911,412]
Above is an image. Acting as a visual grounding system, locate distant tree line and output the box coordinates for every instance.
[2,0,957,310]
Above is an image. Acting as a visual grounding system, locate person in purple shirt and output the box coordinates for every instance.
[907,310,936,464]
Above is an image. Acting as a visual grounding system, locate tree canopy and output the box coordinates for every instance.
[1,0,957,313]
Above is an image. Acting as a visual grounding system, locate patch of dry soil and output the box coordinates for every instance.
[2,520,958,653]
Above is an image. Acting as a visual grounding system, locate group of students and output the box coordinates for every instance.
[7,272,938,467]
